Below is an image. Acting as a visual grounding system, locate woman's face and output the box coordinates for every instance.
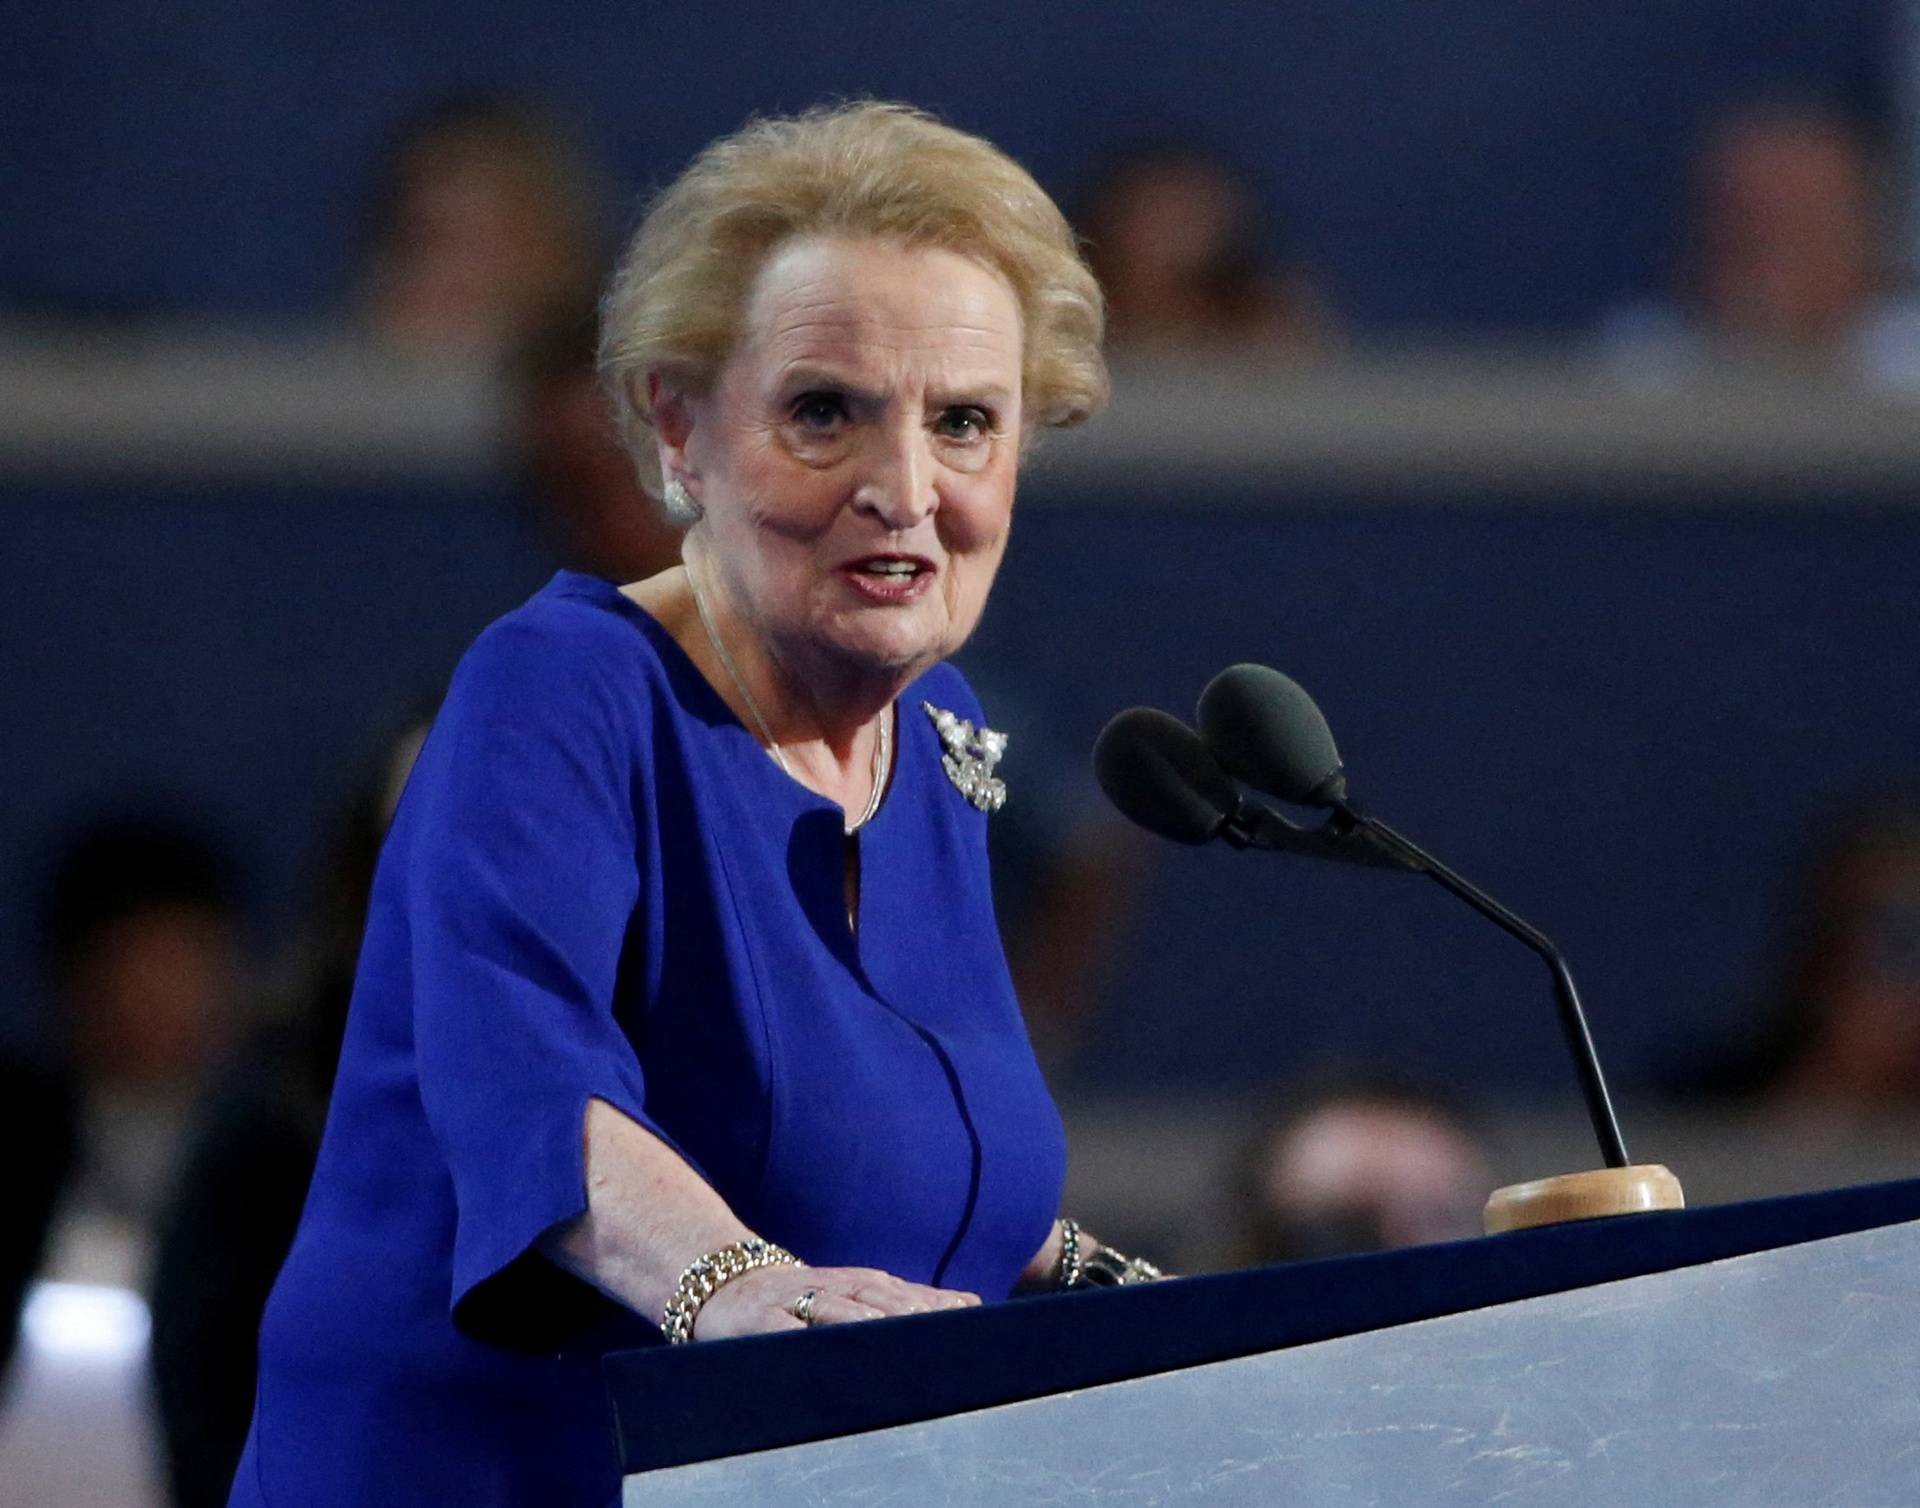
[672,236,1025,689]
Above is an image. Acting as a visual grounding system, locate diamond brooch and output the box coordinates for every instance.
[921,701,1008,814]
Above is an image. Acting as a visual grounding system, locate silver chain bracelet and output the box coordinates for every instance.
[1056,1217,1086,1289]
[1056,1217,1163,1290]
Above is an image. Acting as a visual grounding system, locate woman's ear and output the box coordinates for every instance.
[647,372,709,518]
[648,372,696,470]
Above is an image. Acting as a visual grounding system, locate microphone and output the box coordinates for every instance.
[1092,707,1410,867]
[1194,663,1634,1174]
[1092,707,1239,845]
[1196,662,1348,807]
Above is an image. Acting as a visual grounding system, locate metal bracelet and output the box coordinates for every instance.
[1058,1218,1163,1290]
[1079,1245,1165,1286]
[660,1237,803,1344]
[1056,1217,1085,1290]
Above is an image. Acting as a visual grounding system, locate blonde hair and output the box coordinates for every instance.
[598,100,1107,504]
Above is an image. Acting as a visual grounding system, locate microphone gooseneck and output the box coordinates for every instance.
[1193,663,1632,1171]
[1326,800,1630,1169]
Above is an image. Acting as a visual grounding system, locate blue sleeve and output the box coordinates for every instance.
[400,605,663,1335]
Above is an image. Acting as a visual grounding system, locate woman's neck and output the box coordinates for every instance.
[645,550,898,807]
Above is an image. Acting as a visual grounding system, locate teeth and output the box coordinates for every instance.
[862,561,917,575]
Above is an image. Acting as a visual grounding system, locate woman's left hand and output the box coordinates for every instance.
[1016,1219,1172,1291]
[1016,1219,1070,1291]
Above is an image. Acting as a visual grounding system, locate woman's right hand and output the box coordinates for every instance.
[693,1264,980,1340]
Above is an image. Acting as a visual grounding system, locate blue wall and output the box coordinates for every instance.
[0,479,552,1046]
[0,2,1891,330]
[968,488,1920,1102]
[6,473,1918,1112]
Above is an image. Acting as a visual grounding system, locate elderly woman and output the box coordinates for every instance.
[230,103,1155,1507]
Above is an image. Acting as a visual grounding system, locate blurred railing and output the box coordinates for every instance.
[8,326,1920,493]
[0,323,506,484]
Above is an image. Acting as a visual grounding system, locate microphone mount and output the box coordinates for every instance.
[1221,797,1418,872]
[1326,797,1631,1170]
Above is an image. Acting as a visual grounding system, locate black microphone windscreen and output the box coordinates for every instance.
[1092,707,1238,845]
[1197,664,1346,806]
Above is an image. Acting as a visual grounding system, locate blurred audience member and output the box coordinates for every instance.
[40,816,243,1099]
[0,1054,78,1393]
[148,717,426,1508]
[1079,144,1335,356]
[993,812,1141,1069]
[39,815,245,1222]
[958,665,1144,1069]
[1233,1078,1494,1265]
[518,311,683,582]
[356,90,605,368]
[1714,794,1920,1126]
[1598,102,1920,390]
[1,812,244,1393]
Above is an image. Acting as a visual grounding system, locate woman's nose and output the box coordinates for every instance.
[851,425,936,529]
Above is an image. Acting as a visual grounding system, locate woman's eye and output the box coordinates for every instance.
[790,393,846,432]
[936,406,991,441]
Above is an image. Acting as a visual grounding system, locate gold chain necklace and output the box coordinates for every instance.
[685,558,890,832]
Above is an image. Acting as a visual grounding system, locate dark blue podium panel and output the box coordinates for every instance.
[607,1180,1920,1497]
[625,1213,1918,1505]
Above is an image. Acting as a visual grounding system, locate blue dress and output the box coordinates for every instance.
[229,571,1066,1506]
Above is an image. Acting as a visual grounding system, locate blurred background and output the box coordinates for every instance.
[5,3,1920,1501]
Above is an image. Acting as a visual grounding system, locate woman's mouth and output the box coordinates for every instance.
[839,555,936,603]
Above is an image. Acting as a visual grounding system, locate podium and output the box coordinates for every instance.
[607,1179,1920,1504]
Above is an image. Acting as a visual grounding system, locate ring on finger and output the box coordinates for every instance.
[789,1289,819,1326]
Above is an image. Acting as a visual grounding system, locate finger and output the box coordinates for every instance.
[845,1287,930,1315]
[805,1292,888,1326]
[812,1268,982,1315]
[905,1289,970,1312]
[872,1280,979,1313]
[840,1271,949,1313]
